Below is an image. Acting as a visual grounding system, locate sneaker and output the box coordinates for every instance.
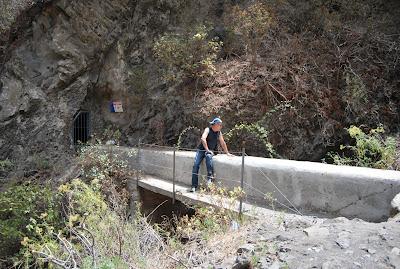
[207,179,212,186]
[190,187,196,193]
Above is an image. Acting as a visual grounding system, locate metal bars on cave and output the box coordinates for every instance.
[136,142,247,216]
[73,111,90,145]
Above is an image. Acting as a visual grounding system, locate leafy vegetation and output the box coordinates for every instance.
[177,126,201,149]
[343,68,369,119]
[153,25,222,82]
[225,2,273,63]
[171,183,244,241]
[78,143,135,214]
[30,155,52,171]
[8,178,165,269]
[327,125,397,169]
[0,141,250,268]
[156,182,246,265]
[128,66,148,93]
[224,123,276,157]
[0,143,164,269]
[0,182,62,267]
[0,158,13,173]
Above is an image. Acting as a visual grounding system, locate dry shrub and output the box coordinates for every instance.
[153,183,246,268]
[194,0,400,161]
[153,24,222,82]
[224,1,273,63]
[78,144,134,217]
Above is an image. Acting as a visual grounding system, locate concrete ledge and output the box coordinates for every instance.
[138,175,318,225]
[109,146,400,222]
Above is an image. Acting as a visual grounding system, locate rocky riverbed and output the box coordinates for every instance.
[198,210,400,269]
[176,193,400,269]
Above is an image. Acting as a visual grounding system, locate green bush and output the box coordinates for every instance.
[30,154,52,171]
[0,158,13,172]
[225,2,273,63]
[153,25,222,81]
[2,177,164,268]
[0,143,164,268]
[327,125,397,169]
[157,184,245,244]
[0,182,62,266]
[78,144,135,215]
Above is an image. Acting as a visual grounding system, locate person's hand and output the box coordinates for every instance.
[227,153,235,157]
[206,150,214,156]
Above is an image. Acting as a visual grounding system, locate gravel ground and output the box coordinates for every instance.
[200,211,400,269]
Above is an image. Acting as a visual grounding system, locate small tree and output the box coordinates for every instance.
[153,25,222,82]
[227,2,273,63]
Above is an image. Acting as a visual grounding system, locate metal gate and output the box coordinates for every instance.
[73,110,90,145]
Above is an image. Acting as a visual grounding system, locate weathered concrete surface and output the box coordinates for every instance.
[138,174,320,225]
[131,147,400,222]
[103,146,400,222]
[138,174,302,220]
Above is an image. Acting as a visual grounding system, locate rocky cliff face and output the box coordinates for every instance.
[0,0,223,173]
[1,0,399,174]
[0,0,130,170]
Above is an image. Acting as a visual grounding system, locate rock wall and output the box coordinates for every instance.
[0,0,223,173]
[0,0,133,170]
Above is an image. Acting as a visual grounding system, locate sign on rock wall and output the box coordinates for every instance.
[110,101,123,113]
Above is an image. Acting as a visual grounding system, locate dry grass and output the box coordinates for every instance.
[163,223,247,268]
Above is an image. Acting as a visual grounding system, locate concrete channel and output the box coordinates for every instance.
[108,146,400,222]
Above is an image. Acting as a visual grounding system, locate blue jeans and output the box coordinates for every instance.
[191,150,213,188]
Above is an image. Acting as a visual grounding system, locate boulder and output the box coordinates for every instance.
[391,193,400,212]
[303,225,330,239]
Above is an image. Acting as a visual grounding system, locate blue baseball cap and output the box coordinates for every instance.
[209,117,222,125]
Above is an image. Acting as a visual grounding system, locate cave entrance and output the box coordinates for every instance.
[73,110,90,145]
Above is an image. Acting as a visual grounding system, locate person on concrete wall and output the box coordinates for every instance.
[191,117,233,193]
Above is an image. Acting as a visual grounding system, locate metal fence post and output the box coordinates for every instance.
[172,145,176,204]
[136,139,141,189]
[239,147,245,217]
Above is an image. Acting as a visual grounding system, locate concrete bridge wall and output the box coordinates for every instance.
[109,146,400,222]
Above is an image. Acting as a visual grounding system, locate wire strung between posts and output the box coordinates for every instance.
[135,143,303,215]
[139,143,244,155]
[244,153,303,216]
[178,147,244,155]
[240,182,302,215]
[140,160,243,185]
[138,159,302,215]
